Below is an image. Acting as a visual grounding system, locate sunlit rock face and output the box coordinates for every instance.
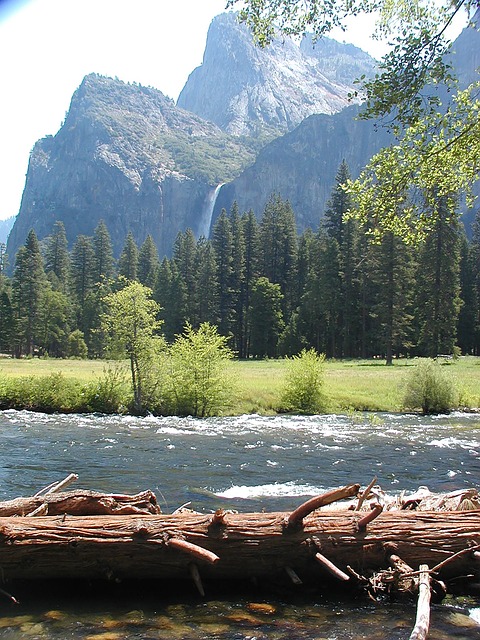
[7,74,255,259]
[213,105,392,231]
[7,11,478,261]
[177,12,376,137]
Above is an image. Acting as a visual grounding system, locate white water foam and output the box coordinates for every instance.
[214,481,326,499]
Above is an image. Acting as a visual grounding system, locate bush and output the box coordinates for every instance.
[0,373,82,412]
[280,348,326,414]
[168,323,234,417]
[84,364,130,414]
[402,358,457,414]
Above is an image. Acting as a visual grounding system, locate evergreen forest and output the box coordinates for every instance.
[0,161,478,364]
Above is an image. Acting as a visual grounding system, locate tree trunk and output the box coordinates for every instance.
[0,509,478,585]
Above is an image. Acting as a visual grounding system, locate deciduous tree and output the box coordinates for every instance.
[101,281,163,413]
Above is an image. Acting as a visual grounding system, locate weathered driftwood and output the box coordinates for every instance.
[0,490,160,517]
[0,508,478,586]
[409,565,431,640]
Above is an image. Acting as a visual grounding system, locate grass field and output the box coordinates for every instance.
[1,355,479,415]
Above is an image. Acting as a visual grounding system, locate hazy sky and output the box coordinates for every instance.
[0,0,464,222]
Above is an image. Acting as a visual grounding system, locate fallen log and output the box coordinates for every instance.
[0,490,160,517]
[0,508,478,588]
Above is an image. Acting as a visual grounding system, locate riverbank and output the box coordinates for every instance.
[1,355,479,415]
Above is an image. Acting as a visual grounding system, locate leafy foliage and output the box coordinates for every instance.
[228,0,480,239]
[168,322,234,417]
[347,84,480,242]
[101,281,164,413]
[280,348,326,413]
[402,358,457,414]
[84,364,130,414]
[0,373,82,413]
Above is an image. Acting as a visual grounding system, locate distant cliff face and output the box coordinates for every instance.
[7,11,478,261]
[7,74,255,259]
[213,12,480,230]
[214,105,392,231]
[177,13,376,136]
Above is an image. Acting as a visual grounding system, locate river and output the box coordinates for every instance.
[0,409,479,638]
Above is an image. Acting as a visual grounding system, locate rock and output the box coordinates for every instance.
[7,74,254,260]
[178,13,376,136]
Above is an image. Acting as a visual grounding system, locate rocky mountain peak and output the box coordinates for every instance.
[177,12,377,136]
[7,73,256,260]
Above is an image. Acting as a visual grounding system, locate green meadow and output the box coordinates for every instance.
[1,356,479,415]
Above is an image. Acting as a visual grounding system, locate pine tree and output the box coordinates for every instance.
[229,203,246,355]
[260,194,297,316]
[82,279,112,358]
[70,235,95,308]
[138,235,160,290]
[172,229,197,325]
[457,233,478,355]
[195,238,218,327]
[241,210,260,357]
[249,276,284,358]
[298,232,341,356]
[117,231,139,282]
[155,258,187,342]
[324,162,360,357]
[70,235,96,338]
[11,229,47,356]
[211,209,234,337]
[0,290,14,354]
[93,220,114,283]
[465,209,480,354]
[369,231,416,364]
[323,160,351,245]
[44,221,70,293]
[415,196,462,357]
[38,288,72,357]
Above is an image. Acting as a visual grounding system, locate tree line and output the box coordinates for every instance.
[0,160,478,364]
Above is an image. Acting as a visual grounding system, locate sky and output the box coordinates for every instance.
[0,0,465,222]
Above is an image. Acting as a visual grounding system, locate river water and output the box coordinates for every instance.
[0,409,479,639]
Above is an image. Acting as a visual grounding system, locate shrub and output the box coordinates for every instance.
[0,373,81,412]
[402,358,457,414]
[168,322,234,417]
[280,348,326,414]
[84,364,130,414]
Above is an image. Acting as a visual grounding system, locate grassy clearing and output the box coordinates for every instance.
[1,355,480,415]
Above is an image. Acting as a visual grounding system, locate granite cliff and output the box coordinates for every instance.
[7,74,256,259]
[7,11,479,260]
[213,105,392,231]
[177,12,376,136]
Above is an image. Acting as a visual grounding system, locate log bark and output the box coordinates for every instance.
[0,490,160,517]
[0,509,478,585]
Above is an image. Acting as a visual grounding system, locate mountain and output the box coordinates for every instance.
[213,13,480,231]
[213,105,392,231]
[7,11,479,262]
[450,8,480,89]
[7,74,256,260]
[177,12,376,136]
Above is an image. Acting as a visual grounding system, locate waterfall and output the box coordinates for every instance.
[198,183,224,239]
